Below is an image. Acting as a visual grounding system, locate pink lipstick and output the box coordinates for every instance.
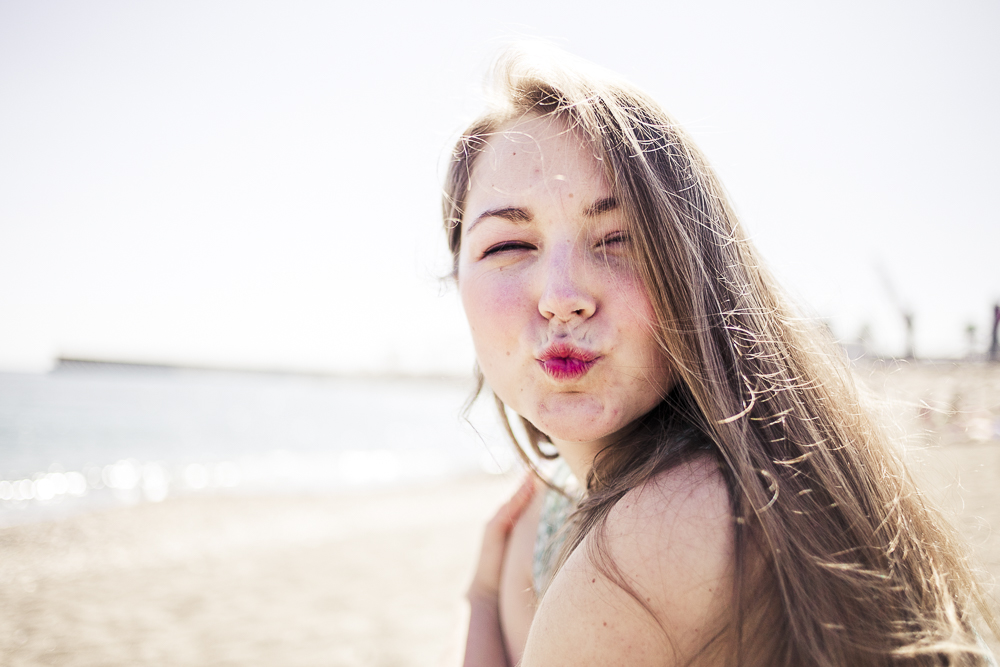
[538,343,599,381]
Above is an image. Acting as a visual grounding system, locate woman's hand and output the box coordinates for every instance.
[468,475,537,602]
[464,475,538,667]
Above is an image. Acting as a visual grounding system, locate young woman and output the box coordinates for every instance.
[445,45,998,667]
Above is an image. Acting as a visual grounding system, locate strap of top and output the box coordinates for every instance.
[532,460,580,597]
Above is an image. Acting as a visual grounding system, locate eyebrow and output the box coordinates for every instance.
[466,196,618,233]
[467,206,532,233]
[584,197,618,217]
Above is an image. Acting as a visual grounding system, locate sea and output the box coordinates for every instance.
[0,364,516,527]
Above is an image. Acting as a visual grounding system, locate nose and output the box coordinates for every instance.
[537,244,597,323]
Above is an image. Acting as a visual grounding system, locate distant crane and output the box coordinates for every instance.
[875,264,915,359]
[990,303,1000,362]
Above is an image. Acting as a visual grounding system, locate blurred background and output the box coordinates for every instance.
[2,0,998,374]
[0,1,998,664]
[2,0,997,508]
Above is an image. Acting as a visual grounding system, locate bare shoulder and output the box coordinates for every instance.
[607,454,732,568]
[521,455,735,667]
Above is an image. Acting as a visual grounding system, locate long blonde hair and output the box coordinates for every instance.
[443,44,997,666]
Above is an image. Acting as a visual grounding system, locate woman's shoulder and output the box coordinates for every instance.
[609,453,731,540]
[521,455,735,666]
[603,453,735,630]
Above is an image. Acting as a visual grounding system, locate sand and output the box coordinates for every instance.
[1,361,998,666]
[0,475,516,666]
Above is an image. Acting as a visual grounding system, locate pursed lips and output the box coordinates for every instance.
[537,342,600,381]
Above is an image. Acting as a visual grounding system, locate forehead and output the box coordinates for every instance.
[466,115,610,205]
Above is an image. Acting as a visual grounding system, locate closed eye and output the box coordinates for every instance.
[598,231,630,248]
[482,241,534,257]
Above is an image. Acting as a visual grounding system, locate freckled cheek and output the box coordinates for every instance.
[460,272,535,354]
[609,281,670,383]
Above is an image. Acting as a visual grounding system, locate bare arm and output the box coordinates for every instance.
[465,593,509,667]
[463,476,536,667]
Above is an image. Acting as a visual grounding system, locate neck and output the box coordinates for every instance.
[549,438,601,490]
[549,419,648,491]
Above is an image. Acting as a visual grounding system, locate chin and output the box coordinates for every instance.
[516,391,619,442]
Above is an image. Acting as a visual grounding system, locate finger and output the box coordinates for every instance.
[509,475,536,510]
[491,475,538,532]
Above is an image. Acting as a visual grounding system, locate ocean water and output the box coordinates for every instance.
[0,367,515,526]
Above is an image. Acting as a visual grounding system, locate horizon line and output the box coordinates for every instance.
[50,356,474,383]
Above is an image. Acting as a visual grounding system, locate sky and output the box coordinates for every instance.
[1,0,998,374]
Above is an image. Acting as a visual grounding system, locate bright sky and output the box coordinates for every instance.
[1,1,998,374]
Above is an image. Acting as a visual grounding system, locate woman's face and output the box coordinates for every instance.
[458,115,674,453]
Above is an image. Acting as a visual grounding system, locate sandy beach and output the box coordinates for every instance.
[0,475,518,666]
[1,361,998,665]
